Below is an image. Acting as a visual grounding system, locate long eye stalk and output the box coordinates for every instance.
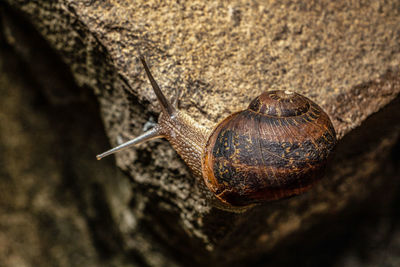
[96,126,161,160]
[140,57,175,116]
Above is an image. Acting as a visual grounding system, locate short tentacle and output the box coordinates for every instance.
[172,87,182,109]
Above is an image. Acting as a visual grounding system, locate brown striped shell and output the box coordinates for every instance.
[202,90,336,207]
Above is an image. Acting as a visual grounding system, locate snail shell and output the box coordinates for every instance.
[202,90,336,206]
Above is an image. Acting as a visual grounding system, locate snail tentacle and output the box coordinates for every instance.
[140,57,175,116]
[96,126,162,160]
[97,57,175,160]
[171,87,182,109]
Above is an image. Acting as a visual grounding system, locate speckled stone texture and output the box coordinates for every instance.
[1,0,399,266]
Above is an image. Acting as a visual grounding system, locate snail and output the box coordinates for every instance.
[97,57,336,209]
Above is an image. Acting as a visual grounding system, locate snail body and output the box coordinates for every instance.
[97,57,336,209]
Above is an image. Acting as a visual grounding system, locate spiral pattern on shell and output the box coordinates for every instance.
[202,90,336,206]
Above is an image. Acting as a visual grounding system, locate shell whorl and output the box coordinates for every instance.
[202,90,336,206]
[248,90,310,117]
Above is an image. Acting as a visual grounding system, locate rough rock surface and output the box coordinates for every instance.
[1,0,399,266]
